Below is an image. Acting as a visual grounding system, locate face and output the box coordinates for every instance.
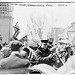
[0,35,2,41]
[3,47,11,57]
[41,43,47,49]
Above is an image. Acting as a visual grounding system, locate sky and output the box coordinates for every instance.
[13,3,75,39]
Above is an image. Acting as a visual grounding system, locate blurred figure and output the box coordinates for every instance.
[1,46,11,58]
[0,40,30,69]
[35,40,56,67]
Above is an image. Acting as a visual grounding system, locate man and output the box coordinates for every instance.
[0,40,30,69]
[35,40,56,67]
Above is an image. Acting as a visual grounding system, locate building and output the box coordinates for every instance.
[0,3,13,44]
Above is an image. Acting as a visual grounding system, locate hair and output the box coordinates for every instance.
[1,46,11,57]
[9,40,23,51]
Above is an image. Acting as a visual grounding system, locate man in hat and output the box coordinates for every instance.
[34,40,56,67]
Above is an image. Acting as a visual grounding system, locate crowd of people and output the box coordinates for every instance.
[0,24,75,74]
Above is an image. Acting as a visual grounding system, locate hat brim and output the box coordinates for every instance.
[58,40,67,44]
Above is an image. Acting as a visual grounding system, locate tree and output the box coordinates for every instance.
[27,15,46,40]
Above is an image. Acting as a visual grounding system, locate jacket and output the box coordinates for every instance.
[0,51,30,69]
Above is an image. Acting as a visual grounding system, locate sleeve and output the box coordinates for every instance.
[35,50,51,64]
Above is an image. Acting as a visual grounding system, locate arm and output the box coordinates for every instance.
[35,50,52,64]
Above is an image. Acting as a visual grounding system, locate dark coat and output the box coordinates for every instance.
[35,47,56,66]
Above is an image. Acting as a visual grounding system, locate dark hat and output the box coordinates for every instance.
[41,40,48,43]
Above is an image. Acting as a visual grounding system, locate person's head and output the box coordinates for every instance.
[58,42,66,49]
[48,38,54,44]
[1,46,11,57]
[41,43,48,49]
[9,40,23,52]
[41,40,48,49]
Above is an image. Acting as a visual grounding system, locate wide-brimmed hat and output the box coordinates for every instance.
[1,46,11,57]
[58,40,68,44]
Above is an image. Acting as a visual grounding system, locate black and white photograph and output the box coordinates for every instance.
[0,0,75,74]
